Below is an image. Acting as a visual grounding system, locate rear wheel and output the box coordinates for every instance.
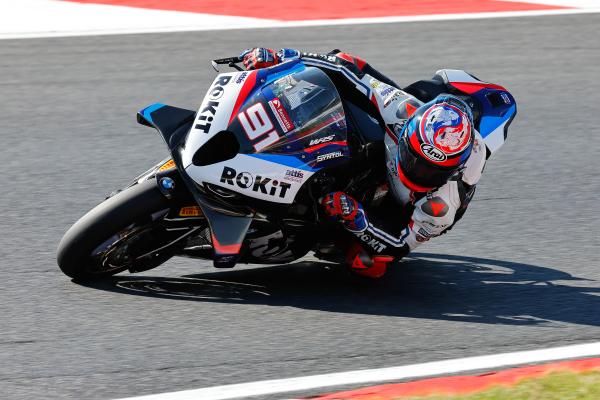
[57,180,174,280]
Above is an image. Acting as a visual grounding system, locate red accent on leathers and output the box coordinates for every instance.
[429,200,446,216]
[370,93,378,107]
[346,243,394,278]
[336,52,355,64]
[405,102,418,117]
[336,52,367,70]
[354,56,367,70]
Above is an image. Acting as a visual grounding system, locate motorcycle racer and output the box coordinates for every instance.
[240,47,513,278]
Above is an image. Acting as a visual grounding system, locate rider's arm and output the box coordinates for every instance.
[285,49,401,89]
[289,49,422,134]
[336,132,486,257]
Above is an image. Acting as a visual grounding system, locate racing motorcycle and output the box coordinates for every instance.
[57,56,515,279]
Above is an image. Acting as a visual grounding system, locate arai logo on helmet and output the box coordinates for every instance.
[420,143,447,162]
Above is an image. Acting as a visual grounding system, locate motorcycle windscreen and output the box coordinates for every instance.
[229,67,349,167]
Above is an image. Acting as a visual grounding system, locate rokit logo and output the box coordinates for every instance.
[220,167,292,198]
[194,75,232,134]
[354,232,387,253]
[316,151,343,163]
[420,143,447,162]
[308,135,335,146]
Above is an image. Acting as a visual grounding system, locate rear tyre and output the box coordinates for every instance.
[57,180,170,280]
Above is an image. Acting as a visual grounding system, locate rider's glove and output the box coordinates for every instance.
[321,192,367,232]
[240,48,280,70]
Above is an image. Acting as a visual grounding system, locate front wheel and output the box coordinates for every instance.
[57,179,173,280]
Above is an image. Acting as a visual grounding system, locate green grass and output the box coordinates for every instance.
[401,371,600,400]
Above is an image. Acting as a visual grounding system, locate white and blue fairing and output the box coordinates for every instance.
[181,61,351,204]
[436,69,517,155]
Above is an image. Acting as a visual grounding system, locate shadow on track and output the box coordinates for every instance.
[76,253,600,326]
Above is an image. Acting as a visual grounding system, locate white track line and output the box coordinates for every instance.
[1,7,600,40]
[501,0,600,7]
[117,342,600,400]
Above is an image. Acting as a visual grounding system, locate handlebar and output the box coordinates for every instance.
[211,56,244,72]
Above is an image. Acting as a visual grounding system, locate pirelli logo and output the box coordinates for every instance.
[158,159,176,172]
[179,206,202,217]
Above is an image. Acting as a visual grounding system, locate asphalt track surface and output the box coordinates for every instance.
[1,13,600,400]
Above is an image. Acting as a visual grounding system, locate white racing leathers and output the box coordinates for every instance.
[384,129,486,252]
[290,49,487,257]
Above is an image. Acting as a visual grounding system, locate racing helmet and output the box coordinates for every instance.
[392,95,474,191]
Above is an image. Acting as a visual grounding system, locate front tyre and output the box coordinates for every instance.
[57,179,171,280]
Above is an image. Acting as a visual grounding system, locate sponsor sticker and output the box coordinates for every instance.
[235,71,248,84]
[268,97,295,133]
[384,91,403,108]
[220,166,292,198]
[420,143,448,162]
[284,169,304,182]
[308,135,335,146]
[379,86,396,98]
[179,206,203,217]
[417,227,433,239]
[355,232,387,253]
[416,227,438,242]
[416,233,428,243]
[305,52,337,63]
[194,75,232,134]
[316,151,343,163]
[501,92,511,104]
[158,159,176,172]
